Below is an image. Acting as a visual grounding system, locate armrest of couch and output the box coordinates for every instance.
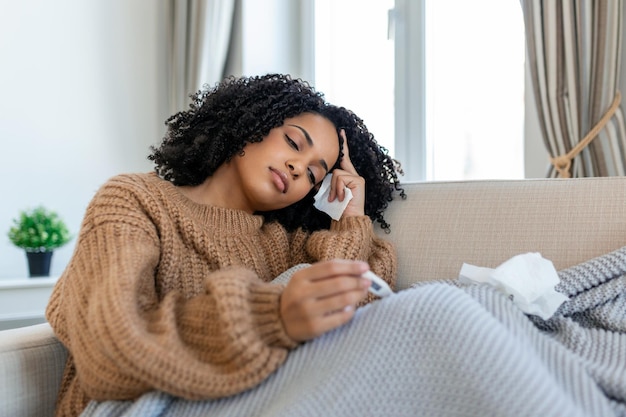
[0,323,67,417]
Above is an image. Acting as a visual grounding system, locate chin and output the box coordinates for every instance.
[257,199,297,213]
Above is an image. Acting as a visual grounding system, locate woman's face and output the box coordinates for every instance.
[232,112,340,212]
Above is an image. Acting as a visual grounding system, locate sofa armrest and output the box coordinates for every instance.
[0,323,67,417]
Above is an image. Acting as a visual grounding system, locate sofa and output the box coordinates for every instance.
[2,176,626,417]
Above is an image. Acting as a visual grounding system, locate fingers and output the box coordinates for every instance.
[312,274,371,299]
[339,129,357,174]
[324,130,366,217]
[328,169,365,202]
[289,260,369,295]
[328,129,364,204]
[280,260,371,342]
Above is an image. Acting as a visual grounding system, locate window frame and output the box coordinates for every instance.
[393,0,427,181]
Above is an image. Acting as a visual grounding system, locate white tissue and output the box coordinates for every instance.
[313,174,353,220]
[458,252,569,320]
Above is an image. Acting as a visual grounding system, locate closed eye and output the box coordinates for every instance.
[286,134,315,184]
[285,135,299,150]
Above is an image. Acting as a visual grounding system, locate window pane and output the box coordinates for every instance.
[426,0,525,180]
[314,0,525,180]
[314,0,395,155]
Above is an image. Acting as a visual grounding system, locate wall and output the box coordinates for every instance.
[0,1,169,278]
[0,0,310,279]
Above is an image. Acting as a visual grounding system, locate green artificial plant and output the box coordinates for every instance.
[8,206,71,252]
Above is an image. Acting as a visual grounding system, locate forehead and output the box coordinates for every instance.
[284,113,340,160]
[284,112,336,131]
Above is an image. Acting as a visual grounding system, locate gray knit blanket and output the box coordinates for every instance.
[81,248,626,417]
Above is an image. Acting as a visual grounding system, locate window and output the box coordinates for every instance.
[314,0,395,156]
[314,0,525,181]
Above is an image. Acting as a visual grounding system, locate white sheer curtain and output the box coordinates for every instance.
[521,0,626,178]
[168,0,235,114]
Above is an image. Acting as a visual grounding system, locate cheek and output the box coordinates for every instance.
[294,185,313,201]
[289,183,315,206]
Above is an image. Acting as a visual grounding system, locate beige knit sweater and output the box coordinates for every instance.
[46,172,397,417]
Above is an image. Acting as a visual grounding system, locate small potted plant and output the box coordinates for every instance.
[8,205,71,277]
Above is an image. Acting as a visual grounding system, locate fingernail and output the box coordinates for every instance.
[344,305,354,312]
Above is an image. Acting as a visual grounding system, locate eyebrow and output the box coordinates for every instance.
[288,124,329,173]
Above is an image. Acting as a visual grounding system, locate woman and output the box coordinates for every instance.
[46,73,404,417]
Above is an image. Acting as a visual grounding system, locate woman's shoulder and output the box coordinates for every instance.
[79,173,166,241]
[94,172,169,197]
[86,172,171,211]
[102,171,162,188]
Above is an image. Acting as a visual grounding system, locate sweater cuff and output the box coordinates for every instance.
[330,215,373,232]
[247,282,300,350]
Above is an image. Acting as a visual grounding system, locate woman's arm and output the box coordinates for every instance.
[306,216,397,291]
[279,219,395,342]
[313,130,396,290]
[46,177,297,402]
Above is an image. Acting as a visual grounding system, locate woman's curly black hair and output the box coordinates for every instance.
[149,73,405,232]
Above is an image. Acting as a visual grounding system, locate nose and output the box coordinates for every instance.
[286,160,304,179]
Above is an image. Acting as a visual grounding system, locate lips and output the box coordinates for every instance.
[270,168,289,193]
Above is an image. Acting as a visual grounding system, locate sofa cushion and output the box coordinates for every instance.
[0,323,67,417]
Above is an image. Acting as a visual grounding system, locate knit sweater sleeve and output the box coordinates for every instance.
[46,177,297,403]
[292,216,397,301]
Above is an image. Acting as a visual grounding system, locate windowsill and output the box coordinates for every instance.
[0,276,59,330]
[0,276,59,289]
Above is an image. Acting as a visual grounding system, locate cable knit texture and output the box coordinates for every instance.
[45,172,397,417]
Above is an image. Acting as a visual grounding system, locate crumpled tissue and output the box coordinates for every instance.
[313,174,353,220]
[458,252,569,320]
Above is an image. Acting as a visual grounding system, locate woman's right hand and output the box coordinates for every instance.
[279,260,371,342]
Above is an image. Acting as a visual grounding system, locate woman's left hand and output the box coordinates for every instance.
[328,130,365,218]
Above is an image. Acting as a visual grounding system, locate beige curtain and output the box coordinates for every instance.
[168,0,236,114]
[521,0,626,177]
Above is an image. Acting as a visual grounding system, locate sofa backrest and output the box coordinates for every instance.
[375,177,626,290]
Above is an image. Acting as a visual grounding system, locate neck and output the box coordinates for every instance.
[177,164,251,213]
